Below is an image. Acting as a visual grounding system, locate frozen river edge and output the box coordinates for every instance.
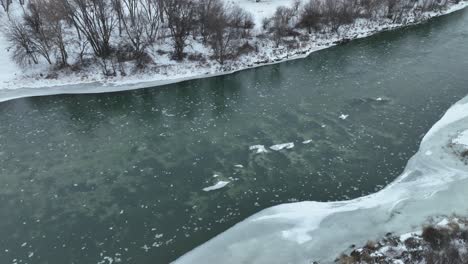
[0,1,467,103]
[173,94,468,264]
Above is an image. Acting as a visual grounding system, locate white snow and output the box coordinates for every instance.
[174,95,468,264]
[250,145,269,154]
[0,24,20,86]
[436,218,450,227]
[224,0,306,30]
[270,142,295,151]
[202,181,230,192]
[452,130,468,148]
[399,232,420,242]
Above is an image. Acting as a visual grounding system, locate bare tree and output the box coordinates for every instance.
[22,0,55,64]
[298,0,322,33]
[118,0,160,57]
[45,0,69,66]
[161,0,194,60]
[265,4,299,47]
[62,0,116,58]
[6,19,39,65]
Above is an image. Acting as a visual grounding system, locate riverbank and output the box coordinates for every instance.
[337,216,468,263]
[0,0,467,103]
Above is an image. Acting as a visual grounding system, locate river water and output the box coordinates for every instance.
[1,9,468,264]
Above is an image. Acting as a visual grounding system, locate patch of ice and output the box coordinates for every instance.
[250,145,268,154]
[302,140,313,144]
[339,114,349,120]
[422,102,468,142]
[98,256,114,264]
[203,181,230,192]
[270,143,294,151]
[234,165,244,168]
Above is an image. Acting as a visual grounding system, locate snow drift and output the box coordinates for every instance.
[174,94,468,263]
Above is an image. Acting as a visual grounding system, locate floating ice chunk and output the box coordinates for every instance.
[213,174,220,178]
[339,114,349,120]
[302,140,313,144]
[234,165,244,168]
[270,143,294,151]
[162,109,175,117]
[203,181,230,192]
[249,145,268,153]
[142,245,150,252]
[425,150,433,156]
[376,97,383,101]
[97,256,114,264]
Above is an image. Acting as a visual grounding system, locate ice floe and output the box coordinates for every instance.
[202,181,230,192]
[249,145,269,154]
[270,143,295,151]
[339,114,349,120]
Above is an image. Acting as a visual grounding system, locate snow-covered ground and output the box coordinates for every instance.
[0,0,466,102]
[174,95,468,263]
[0,30,19,86]
[224,0,305,29]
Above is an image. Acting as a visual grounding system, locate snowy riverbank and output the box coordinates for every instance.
[0,0,467,103]
[173,94,468,264]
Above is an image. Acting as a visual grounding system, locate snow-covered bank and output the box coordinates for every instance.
[0,0,467,103]
[337,216,468,263]
[173,94,468,264]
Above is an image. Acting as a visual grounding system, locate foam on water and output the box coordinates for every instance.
[174,95,468,264]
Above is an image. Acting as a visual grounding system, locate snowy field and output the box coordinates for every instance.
[174,95,468,263]
[0,0,466,102]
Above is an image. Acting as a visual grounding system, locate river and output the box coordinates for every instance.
[1,8,468,264]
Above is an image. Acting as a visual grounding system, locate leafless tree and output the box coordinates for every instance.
[117,0,161,57]
[62,0,116,58]
[22,0,55,64]
[264,3,300,47]
[298,0,322,33]
[6,19,39,65]
[161,0,194,60]
[0,0,12,13]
